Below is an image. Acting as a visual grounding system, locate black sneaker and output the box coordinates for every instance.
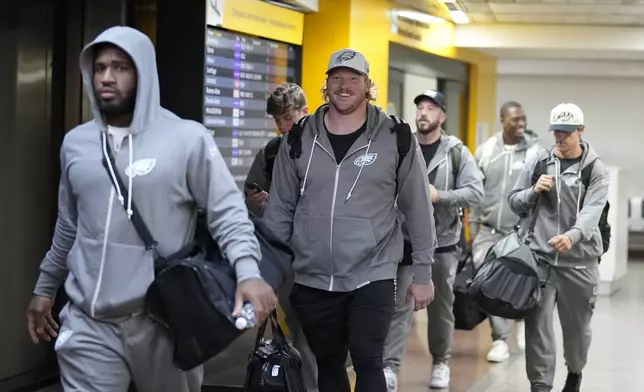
[562,372,582,392]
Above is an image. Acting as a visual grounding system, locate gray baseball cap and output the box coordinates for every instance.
[326,49,370,77]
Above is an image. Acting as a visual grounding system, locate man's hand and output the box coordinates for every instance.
[429,184,440,203]
[406,281,435,311]
[245,190,268,212]
[548,235,573,253]
[533,175,554,194]
[233,277,277,325]
[26,295,58,344]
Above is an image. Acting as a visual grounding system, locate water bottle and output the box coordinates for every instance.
[234,302,257,330]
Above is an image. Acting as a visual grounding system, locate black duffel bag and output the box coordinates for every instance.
[101,135,293,371]
[453,251,487,330]
[466,203,543,320]
[244,312,306,392]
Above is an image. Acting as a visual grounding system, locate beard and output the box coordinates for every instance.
[95,90,136,116]
[329,89,367,115]
[416,120,440,135]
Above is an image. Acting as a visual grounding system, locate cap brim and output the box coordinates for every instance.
[326,65,367,76]
[413,95,446,111]
[549,124,579,132]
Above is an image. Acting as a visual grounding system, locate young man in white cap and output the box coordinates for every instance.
[508,103,609,392]
[470,101,543,362]
[382,89,484,391]
[264,49,437,392]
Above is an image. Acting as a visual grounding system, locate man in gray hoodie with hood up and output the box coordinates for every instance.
[471,101,543,363]
[264,49,437,392]
[508,103,609,392]
[25,26,276,391]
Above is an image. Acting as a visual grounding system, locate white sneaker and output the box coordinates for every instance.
[516,320,526,351]
[428,362,450,389]
[486,340,510,363]
[384,367,398,392]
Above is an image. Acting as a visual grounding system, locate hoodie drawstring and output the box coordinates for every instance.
[444,152,450,191]
[300,134,317,196]
[101,131,134,220]
[102,132,125,206]
[346,139,372,201]
[127,133,134,219]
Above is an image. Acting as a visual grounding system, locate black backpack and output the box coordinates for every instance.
[530,154,611,257]
[264,136,283,185]
[244,313,306,392]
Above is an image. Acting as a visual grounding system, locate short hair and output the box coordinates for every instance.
[266,83,308,117]
[500,101,522,119]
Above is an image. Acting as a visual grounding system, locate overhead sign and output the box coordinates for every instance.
[274,0,319,12]
[206,0,304,45]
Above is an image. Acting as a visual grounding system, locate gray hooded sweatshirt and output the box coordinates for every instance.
[264,104,437,292]
[33,26,261,320]
[425,134,484,248]
[471,130,542,235]
[508,141,609,267]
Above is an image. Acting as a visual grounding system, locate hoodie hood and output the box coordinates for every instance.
[79,26,162,220]
[310,103,389,139]
[79,26,161,135]
[491,129,540,152]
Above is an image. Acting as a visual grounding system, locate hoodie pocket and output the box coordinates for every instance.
[331,216,377,277]
[68,236,155,317]
[291,213,332,276]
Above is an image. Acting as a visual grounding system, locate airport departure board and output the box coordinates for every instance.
[203,27,302,188]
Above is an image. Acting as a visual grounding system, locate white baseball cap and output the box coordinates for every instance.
[326,49,370,77]
[549,103,584,132]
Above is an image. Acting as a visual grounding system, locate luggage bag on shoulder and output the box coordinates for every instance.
[244,312,306,392]
[453,251,488,330]
[100,133,293,371]
[466,202,543,320]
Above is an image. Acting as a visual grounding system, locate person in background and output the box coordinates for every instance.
[25,26,276,391]
[508,103,608,392]
[470,101,542,362]
[405,89,484,390]
[245,83,308,217]
[264,49,436,392]
[244,82,318,392]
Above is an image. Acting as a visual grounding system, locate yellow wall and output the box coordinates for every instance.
[302,0,497,148]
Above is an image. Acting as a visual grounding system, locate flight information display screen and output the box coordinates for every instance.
[203,27,302,188]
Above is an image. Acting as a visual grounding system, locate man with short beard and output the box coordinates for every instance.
[25,26,276,391]
[396,89,483,390]
[264,49,437,392]
[470,101,542,363]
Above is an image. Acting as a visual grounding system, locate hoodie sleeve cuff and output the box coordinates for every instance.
[33,269,67,299]
[564,228,583,245]
[234,257,262,283]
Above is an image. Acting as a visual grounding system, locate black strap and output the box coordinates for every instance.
[100,133,159,254]
[253,311,287,351]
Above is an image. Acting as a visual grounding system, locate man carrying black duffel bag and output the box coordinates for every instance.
[507,103,609,392]
[25,26,276,392]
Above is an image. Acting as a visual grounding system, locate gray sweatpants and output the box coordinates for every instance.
[382,265,415,372]
[426,247,460,364]
[526,263,599,392]
[278,270,319,392]
[472,227,512,342]
[55,303,202,392]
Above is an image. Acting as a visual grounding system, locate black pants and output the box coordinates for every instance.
[290,280,395,392]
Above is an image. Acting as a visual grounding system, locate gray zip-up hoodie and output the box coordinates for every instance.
[264,104,437,292]
[471,130,542,235]
[33,26,261,319]
[426,134,484,247]
[508,141,609,267]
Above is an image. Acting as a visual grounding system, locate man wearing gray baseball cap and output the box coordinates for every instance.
[264,48,438,392]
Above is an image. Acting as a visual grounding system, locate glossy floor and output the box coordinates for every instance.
[39,261,643,392]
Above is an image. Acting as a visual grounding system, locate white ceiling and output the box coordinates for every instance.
[476,47,644,60]
[461,0,644,26]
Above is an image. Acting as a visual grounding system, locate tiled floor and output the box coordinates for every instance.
[39,261,644,392]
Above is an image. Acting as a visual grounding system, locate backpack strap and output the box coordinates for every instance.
[390,114,412,172]
[286,115,309,159]
[450,144,462,185]
[263,136,283,185]
[579,158,598,207]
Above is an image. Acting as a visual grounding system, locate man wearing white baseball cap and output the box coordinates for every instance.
[508,103,610,392]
